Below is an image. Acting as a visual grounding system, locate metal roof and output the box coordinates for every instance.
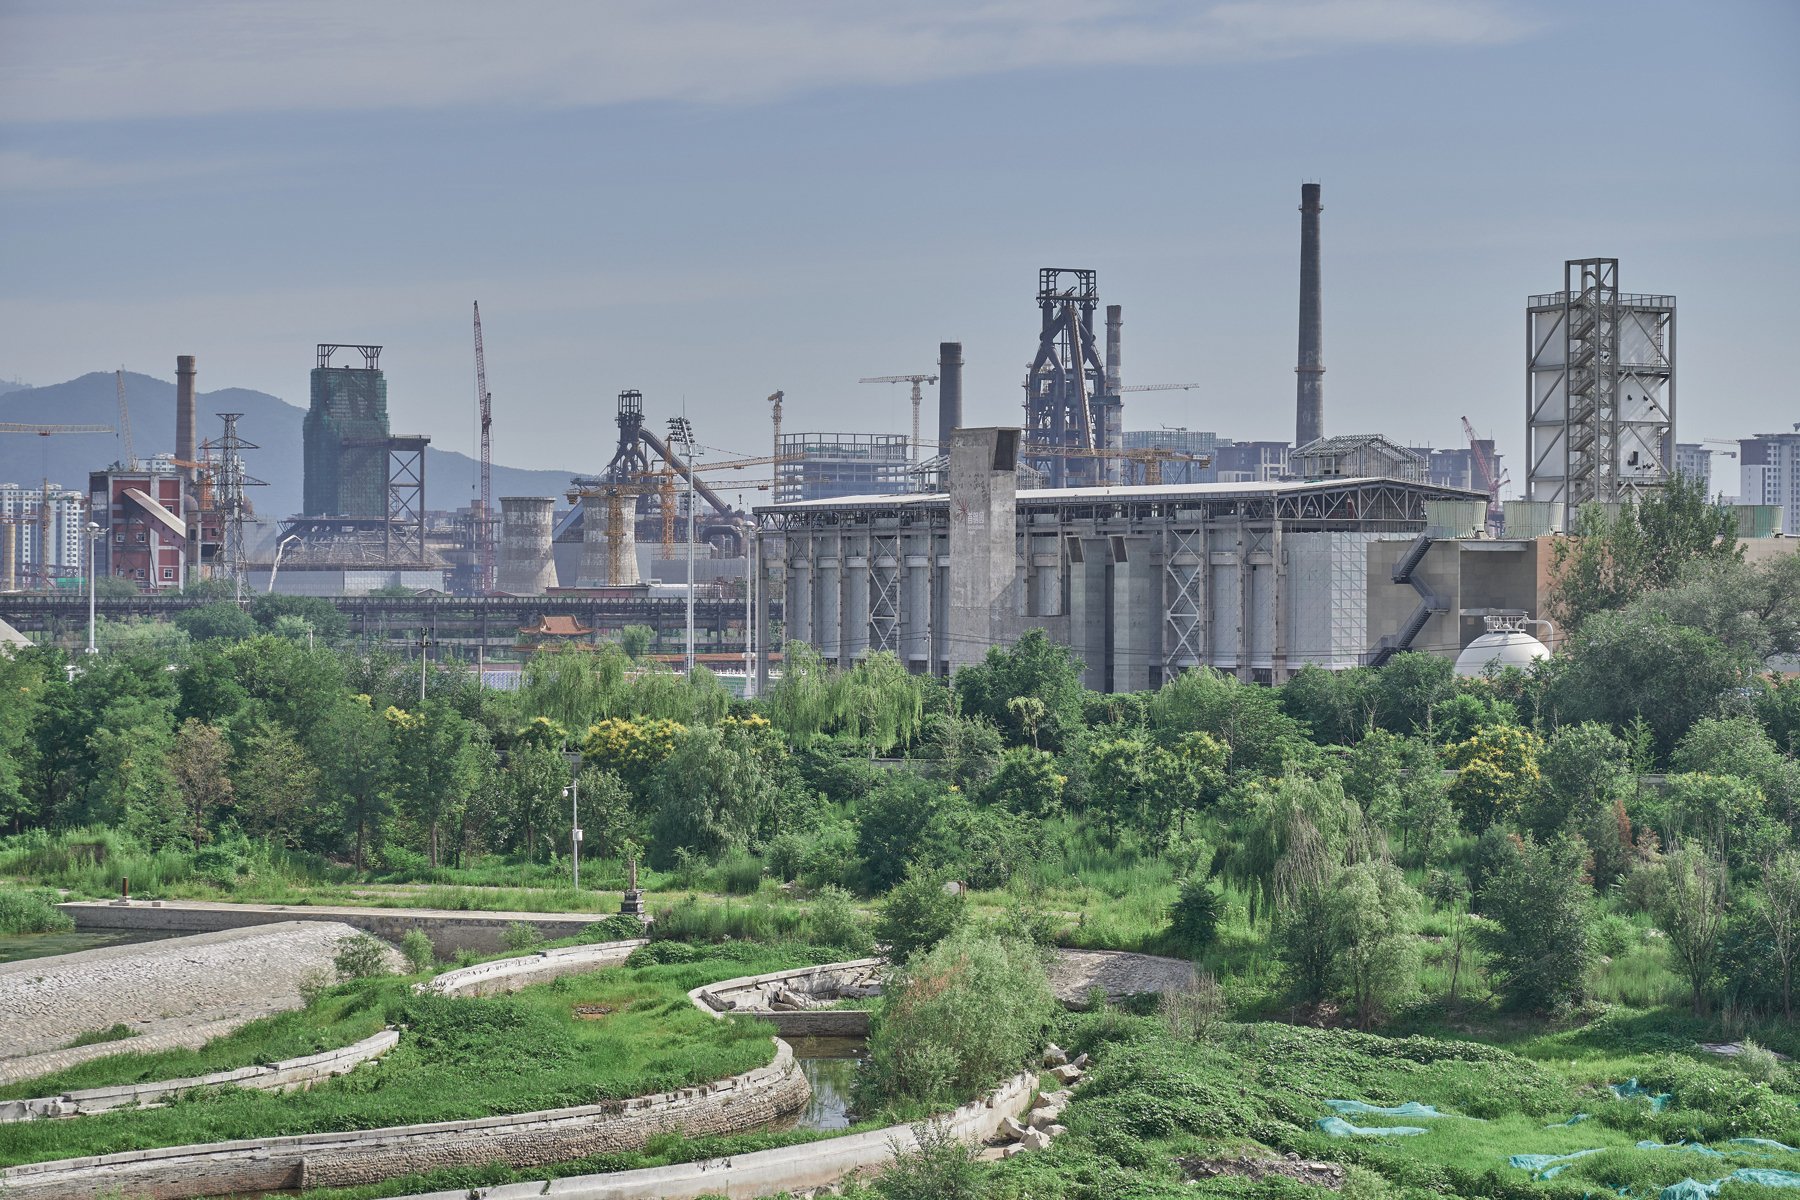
[756,476,1483,515]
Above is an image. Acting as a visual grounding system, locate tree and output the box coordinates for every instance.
[1346,730,1454,864]
[1755,676,1800,757]
[249,593,348,642]
[875,868,967,962]
[952,630,1085,751]
[230,720,318,846]
[855,774,958,892]
[1657,847,1729,1018]
[1429,690,1518,746]
[385,700,482,867]
[1147,668,1309,778]
[503,739,567,861]
[764,642,839,745]
[645,724,774,868]
[860,931,1054,1109]
[1372,653,1458,737]
[616,624,656,660]
[174,601,257,644]
[1539,722,1632,825]
[314,698,394,870]
[519,645,629,732]
[919,714,1002,794]
[1280,663,1378,746]
[1216,773,1369,924]
[1549,472,1741,633]
[982,746,1064,818]
[1329,860,1420,1029]
[1639,555,1800,665]
[171,719,234,847]
[836,652,926,755]
[1445,724,1543,830]
[1674,716,1800,832]
[0,651,46,832]
[1651,773,1776,870]
[1756,850,1800,1022]
[1167,877,1223,956]
[1475,834,1592,1014]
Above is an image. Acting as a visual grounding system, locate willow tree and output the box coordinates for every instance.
[628,662,729,724]
[519,644,630,732]
[1216,773,1372,924]
[836,652,925,756]
[765,642,840,745]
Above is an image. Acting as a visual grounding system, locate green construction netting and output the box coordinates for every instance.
[1315,1116,1428,1137]
[1611,1079,1674,1111]
[1324,1099,1448,1119]
[1658,1169,1800,1198]
[1509,1148,1605,1179]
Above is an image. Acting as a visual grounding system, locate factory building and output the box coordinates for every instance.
[1291,434,1426,484]
[755,426,1484,693]
[774,433,913,504]
[1740,430,1800,537]
[303,344,390,518]
[88,457,189,590]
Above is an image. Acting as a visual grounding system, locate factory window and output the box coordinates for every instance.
[161,567,175,580]
[135,531,146,543]
[134,568,145,580]
[114,531,124,543]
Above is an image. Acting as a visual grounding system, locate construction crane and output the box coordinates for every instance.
[768,391,784,501]
[858,374,936,466]
[1117,383,1199,393]
[472,302,494,594]
[115,369,136,469]
[1461,417,1508,537]
[0,422,110,588]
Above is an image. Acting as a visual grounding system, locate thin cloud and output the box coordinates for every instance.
[0,0,1535,123]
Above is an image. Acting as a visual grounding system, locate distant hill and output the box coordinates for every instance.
[0,380,28,396]
[0,371,579,518]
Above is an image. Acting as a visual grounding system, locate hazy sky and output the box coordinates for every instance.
[2,0,1796,498]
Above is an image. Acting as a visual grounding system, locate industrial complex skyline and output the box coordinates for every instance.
[2,0,1796,486]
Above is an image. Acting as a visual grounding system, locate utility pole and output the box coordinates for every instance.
[85,518,101,655]
[418,632,430,704]
[667,416,697,675]
[563,752,582,890]
[740,492,754,698]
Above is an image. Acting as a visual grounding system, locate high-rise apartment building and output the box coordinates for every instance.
[1740,429,1800,536]
[1674,443,1714,496]
[0,483,85,584]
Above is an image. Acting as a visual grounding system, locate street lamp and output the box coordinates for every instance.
[84,520,101,655]
[562,750,583,890]
[269,533,301,593]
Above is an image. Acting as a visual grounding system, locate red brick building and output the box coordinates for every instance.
[88,460,190,591]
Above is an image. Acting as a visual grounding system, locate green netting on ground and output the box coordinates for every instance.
[1658,1168,1800,1198]
[1547,1112,1592,1128]
[1637,1140,1725,1158]
[1315,1115,1428,1137]
[1509,1148,1605,1179]
[1611,1078,1674,1111]
[1324,1099,1448,1119]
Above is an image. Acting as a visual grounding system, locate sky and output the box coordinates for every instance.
[2,0,1796,499]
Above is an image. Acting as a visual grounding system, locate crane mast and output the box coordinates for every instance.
[1461,416,1507,537]
[473,302,494,593]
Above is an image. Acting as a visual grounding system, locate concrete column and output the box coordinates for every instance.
[1067,533,1109,692]
[1269,522,1288,681]
[946,428,1021,673]
[843,531,870,663]
[1110,534,1156,693]
[1235,516,1251,681]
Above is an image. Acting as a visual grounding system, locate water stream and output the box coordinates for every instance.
[0,929,178,965]
[781,1035,866,1132]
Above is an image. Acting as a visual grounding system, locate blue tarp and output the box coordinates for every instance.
[1547,1112,1592,1128]
[1324,1099,1448,1119]
[1636,1140,1725,1157]
[1510,1148,1606,1179]
[1659,1169,1800,1198]
[1315,1116,1428,1137]
[1731,1138,1800,1154]
[1611,1079,1673,1111]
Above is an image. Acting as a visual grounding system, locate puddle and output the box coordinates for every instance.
[782,1035,865,1132]
[0,929,179,965]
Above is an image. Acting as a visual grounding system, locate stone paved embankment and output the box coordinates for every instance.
[0,921,375,1060]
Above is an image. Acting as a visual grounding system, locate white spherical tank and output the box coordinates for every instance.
[1454,630,1551,678]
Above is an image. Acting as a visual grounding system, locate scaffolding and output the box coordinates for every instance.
[775,432,912,504]
[1526,259,1676,528]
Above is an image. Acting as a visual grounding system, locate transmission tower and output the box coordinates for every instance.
[201,414,265,602]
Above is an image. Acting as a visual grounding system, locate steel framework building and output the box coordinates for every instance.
[1526,259,1676,527]
[755,434,1483,693]
[774,432,912,504]
[1024,269,1121,489]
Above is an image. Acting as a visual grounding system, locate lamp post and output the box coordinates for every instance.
[84,520,101,655]
[269,533,300,593]
[562,750,582,890]
[417,632,431,704]
[740,492,754,699]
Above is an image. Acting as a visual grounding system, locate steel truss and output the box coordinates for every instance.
[867,530,901,654]
[1162,525,1206,673]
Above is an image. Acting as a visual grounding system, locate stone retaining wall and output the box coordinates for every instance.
[0,1043,809,1200]
[0,1030,399,1122]
[60,899,608,956]
[389,1067,1040,1200]
[419,939,647,997]
[689,959,881,1038]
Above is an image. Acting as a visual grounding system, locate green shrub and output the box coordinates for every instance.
[580,914,648,942]
[333,933,391,981]
[66,1024,136,1049]
[859,931,1055,1110]
[1736,1039,1786,1085]
[627,941,699,967]
[1165,877,1223,956]
[650,895,807,944]
[0,886,74,935]
[807,885,874,956]
[867,1119,989,1200]
[875,870,965,963]
[764,832,808,883]
[501,921,541,952]
[398,928,436,973]
[717,851,765,896]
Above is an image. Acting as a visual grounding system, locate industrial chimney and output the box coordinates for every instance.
[1105,305,1122,395]
[938,342,963,452]
[176,355,198,473]
[1295,183,1324,449]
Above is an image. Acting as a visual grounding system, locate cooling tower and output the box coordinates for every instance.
[496,496,559,594]
[576,488,640,587]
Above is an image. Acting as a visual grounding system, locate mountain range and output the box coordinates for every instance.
[0,371,580,519]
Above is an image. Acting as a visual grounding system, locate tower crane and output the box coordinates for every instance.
[472,302,494,593]
[1461,417,1509,537]
[0,422,110,589]
[858,374,936,466]
[1117,383,1199,392]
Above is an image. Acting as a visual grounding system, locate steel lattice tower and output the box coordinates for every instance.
[1023,268,1117,488]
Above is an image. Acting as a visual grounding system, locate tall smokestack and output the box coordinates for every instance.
[1105,304,1122,394]
[938,342,963,452]
[1295,183,1324,448]
[176,355,198,473]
